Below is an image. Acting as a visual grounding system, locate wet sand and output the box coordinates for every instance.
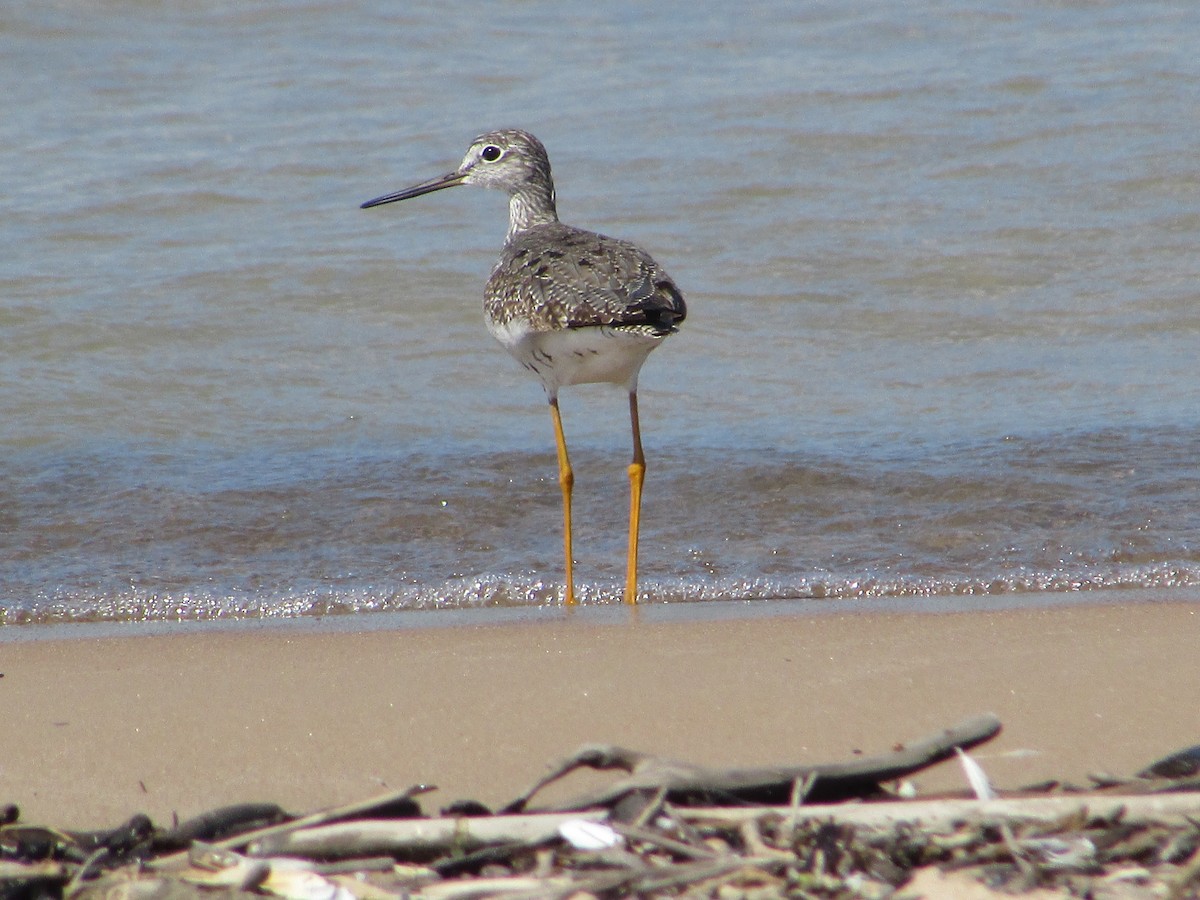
[2,600,1198,829]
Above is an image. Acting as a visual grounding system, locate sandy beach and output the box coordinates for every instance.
[2,600,1198,830]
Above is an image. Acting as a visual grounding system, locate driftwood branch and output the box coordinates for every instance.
[676,791,1200,830]
[504,712,1002,813]
[151,784,435,871]
[247,810,608,859]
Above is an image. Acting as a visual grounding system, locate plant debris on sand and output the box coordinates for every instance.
[4,714,1200,899]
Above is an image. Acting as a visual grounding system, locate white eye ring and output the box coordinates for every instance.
[481,145,503,162]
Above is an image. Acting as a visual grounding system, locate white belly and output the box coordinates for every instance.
[487,320,665,396]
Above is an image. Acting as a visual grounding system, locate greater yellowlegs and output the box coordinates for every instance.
[361,129,686,605]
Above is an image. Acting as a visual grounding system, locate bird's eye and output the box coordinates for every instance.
[481,145,503,162]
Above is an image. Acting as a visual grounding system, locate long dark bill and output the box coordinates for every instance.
[360,171,467,209]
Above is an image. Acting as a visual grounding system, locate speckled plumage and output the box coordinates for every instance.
[486,222,684,334]
[486,219,685,393]
[361,129,685,605]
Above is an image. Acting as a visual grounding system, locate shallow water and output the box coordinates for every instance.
[3,1,1199,624]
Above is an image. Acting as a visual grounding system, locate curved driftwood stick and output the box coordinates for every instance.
[504,712,1002,813]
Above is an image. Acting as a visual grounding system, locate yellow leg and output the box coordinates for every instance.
[549,398,576,605]
[625,391,645,605]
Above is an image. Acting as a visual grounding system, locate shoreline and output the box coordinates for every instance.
[2,598,1198,829]
[5,584,1199,644]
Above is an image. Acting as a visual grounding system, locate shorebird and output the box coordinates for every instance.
[361,129,686,605]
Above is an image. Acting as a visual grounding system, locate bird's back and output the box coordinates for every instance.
[485,222,686,337]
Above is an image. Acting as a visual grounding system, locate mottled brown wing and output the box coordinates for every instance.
[485,223,686,334]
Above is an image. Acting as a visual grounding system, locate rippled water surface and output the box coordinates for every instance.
[3,1,1199,624]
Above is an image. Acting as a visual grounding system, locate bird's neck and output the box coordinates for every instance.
[507,184,559,241]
